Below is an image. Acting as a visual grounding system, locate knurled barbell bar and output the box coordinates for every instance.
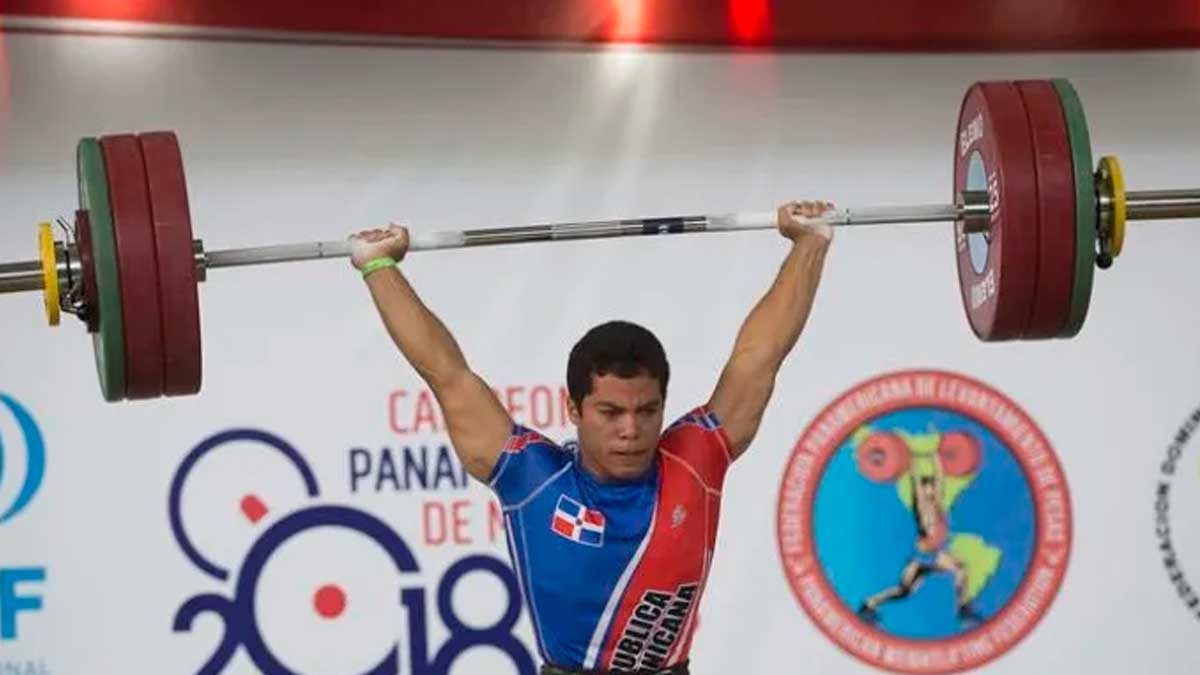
[1,77,1198,403]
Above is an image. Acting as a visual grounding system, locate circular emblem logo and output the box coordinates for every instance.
[776,370,1071,674]
[1154,403,1200,622]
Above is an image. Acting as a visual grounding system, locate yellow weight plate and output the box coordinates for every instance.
[38,222,60,326]
[1102,155,1126,257]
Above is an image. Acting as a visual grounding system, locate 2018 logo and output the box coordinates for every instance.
[776,370,1071,674]
[169,427,536,675]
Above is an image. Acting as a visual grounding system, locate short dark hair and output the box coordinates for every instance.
[567,320,669,407]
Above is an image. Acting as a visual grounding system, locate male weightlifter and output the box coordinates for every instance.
[347,199,834,674]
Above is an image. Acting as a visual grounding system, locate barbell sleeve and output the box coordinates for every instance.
[0,260,44,294]
[1125,189,1200,220]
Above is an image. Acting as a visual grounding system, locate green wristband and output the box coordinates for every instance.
[360,256,397,278]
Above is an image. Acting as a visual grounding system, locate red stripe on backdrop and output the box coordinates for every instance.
[0,16,8,167]
[2,1,1200,51]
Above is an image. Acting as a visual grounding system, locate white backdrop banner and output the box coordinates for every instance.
[2,26,1200,675]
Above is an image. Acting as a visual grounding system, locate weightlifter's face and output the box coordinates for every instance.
[569,372,665,482]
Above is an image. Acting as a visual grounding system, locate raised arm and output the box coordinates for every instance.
[349,225,512,482]
[706,200,834,459]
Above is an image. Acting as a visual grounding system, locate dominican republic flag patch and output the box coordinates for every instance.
[551,494,606,547]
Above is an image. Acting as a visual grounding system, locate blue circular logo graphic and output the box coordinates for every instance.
[0,393,46,525]
[777,370,1072,674]
[812,407,1036,640]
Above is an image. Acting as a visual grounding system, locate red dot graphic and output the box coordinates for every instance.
[314,584,347,619]
[240,494,268,524]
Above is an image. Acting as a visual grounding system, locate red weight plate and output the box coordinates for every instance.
[139,131,202,396]
[1015,80,1076,338]
[856,432,911,483]
[100,134,165,399]
[953,82,1039,341]
[937,431,981,476]
[75,210,99,333]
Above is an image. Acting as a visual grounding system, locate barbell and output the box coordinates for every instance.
[2,77,1198,403]
[855,430,982,483]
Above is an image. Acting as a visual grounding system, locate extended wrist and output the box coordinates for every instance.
[788,228,832,249]
[359,256,397,278]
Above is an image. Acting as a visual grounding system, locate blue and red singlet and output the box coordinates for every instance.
[488,406,733,672]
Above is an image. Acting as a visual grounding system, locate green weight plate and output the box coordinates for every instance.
[1051,79,1096,338]
[77,138,126,401]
